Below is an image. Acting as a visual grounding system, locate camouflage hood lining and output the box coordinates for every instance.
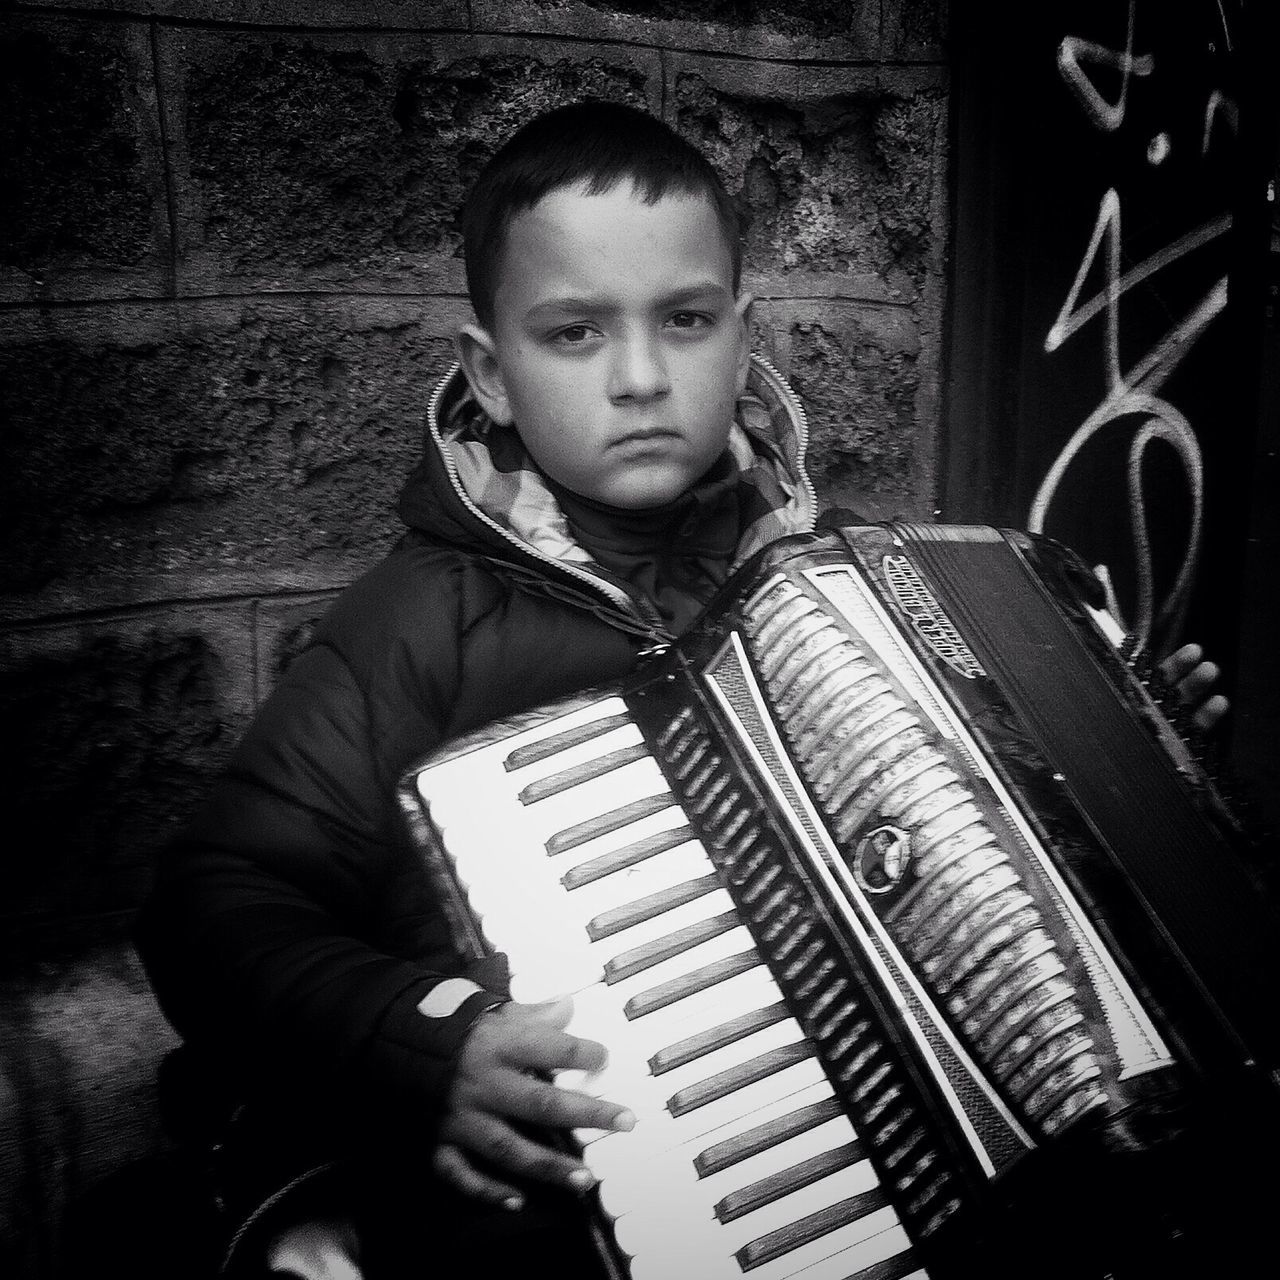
[424,355,817,585]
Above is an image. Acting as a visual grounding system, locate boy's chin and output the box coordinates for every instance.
[593,472,700,510]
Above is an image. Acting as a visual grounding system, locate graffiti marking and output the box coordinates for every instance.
[1057,5,1152,132]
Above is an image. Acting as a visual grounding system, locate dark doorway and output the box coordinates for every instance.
[943,0,1279,826]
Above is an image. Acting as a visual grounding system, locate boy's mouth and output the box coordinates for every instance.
[611,427,681,446]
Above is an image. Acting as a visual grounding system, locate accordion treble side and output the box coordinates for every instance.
[399,524,1279,1280]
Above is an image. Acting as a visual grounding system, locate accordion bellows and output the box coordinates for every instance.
[400,524,1279,1280]
[744,572,1111,1143]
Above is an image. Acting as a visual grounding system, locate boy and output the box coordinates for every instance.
[137,100,818,1278]
[137,100,1223,1278]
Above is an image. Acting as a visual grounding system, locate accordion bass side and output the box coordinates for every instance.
[398,524,1280,1280]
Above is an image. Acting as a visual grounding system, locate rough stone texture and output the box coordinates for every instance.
[24,0,945,55]
[881,0,949,56]
[0,301,453,605]
[0,16,166,299]
[178,33,653,285]
[475,0,890,60]
[568,0,853,37]
[30,1,471,24]
[0,946,178,1279]
[749,296,926,517]
[671,72,945,294]
[788,316,922,515]
[0,621,237,965]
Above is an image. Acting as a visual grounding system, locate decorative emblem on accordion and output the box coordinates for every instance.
[851,826,911,895]
[881,553,985,680]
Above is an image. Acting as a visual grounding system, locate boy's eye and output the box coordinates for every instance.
[666,310,713,331]
[552,324,597,345]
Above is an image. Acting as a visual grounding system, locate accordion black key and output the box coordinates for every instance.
[398,524,1279,1280]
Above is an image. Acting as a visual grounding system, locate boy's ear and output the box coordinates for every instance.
[734,292,755,393]
[455,323,515,426]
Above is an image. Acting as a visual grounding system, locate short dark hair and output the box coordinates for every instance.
[461,100,742,327]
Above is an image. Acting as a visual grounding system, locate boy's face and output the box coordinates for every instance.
[458,182,751,509]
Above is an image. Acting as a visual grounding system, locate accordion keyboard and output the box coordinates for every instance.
[420,696,927,1280]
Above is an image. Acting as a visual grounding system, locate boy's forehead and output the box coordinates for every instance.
[492,182,735,315]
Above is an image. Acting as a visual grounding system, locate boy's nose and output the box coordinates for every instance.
[608,334,671,402]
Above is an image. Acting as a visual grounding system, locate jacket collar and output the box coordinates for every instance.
[401,355,817,626]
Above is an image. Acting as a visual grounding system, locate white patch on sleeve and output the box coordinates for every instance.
[416,978,485,1019]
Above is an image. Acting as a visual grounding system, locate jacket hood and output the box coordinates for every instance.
[397,355,817,618]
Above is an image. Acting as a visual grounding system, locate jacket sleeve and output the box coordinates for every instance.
[135,549,514,1149]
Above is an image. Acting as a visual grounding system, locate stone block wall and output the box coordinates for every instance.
[0,2,950,1273]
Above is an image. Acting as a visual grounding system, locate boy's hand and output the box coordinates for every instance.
[433,996,634,1210]
[1159,643,1229,733]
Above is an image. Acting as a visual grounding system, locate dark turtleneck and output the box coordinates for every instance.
[545,452,744,635]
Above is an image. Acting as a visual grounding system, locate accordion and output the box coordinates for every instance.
[398,524,1279,1280]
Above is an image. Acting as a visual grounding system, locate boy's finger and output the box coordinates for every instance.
[475,1065,632,1135]
[555,1086,637,1137]
[432,1142,526,1212]
[1159,642,1204,683]
[1176,660,1220,703]
[503,1023,608,1076]
[1192,693,1230,733]
[512,996,575,1029]
[443,1110,597,1193]
[462,1001,595,1075]
[489,999,603,1072]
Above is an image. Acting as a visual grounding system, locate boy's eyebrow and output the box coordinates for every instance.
[523,280,733,321]
[658,281,735,308]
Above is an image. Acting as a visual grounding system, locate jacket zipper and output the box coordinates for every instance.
[747,351,820,525]
[426,366,667,641]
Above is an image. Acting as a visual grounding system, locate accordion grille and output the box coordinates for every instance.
[654,700,967,1237]
[742,577,1109,1138]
